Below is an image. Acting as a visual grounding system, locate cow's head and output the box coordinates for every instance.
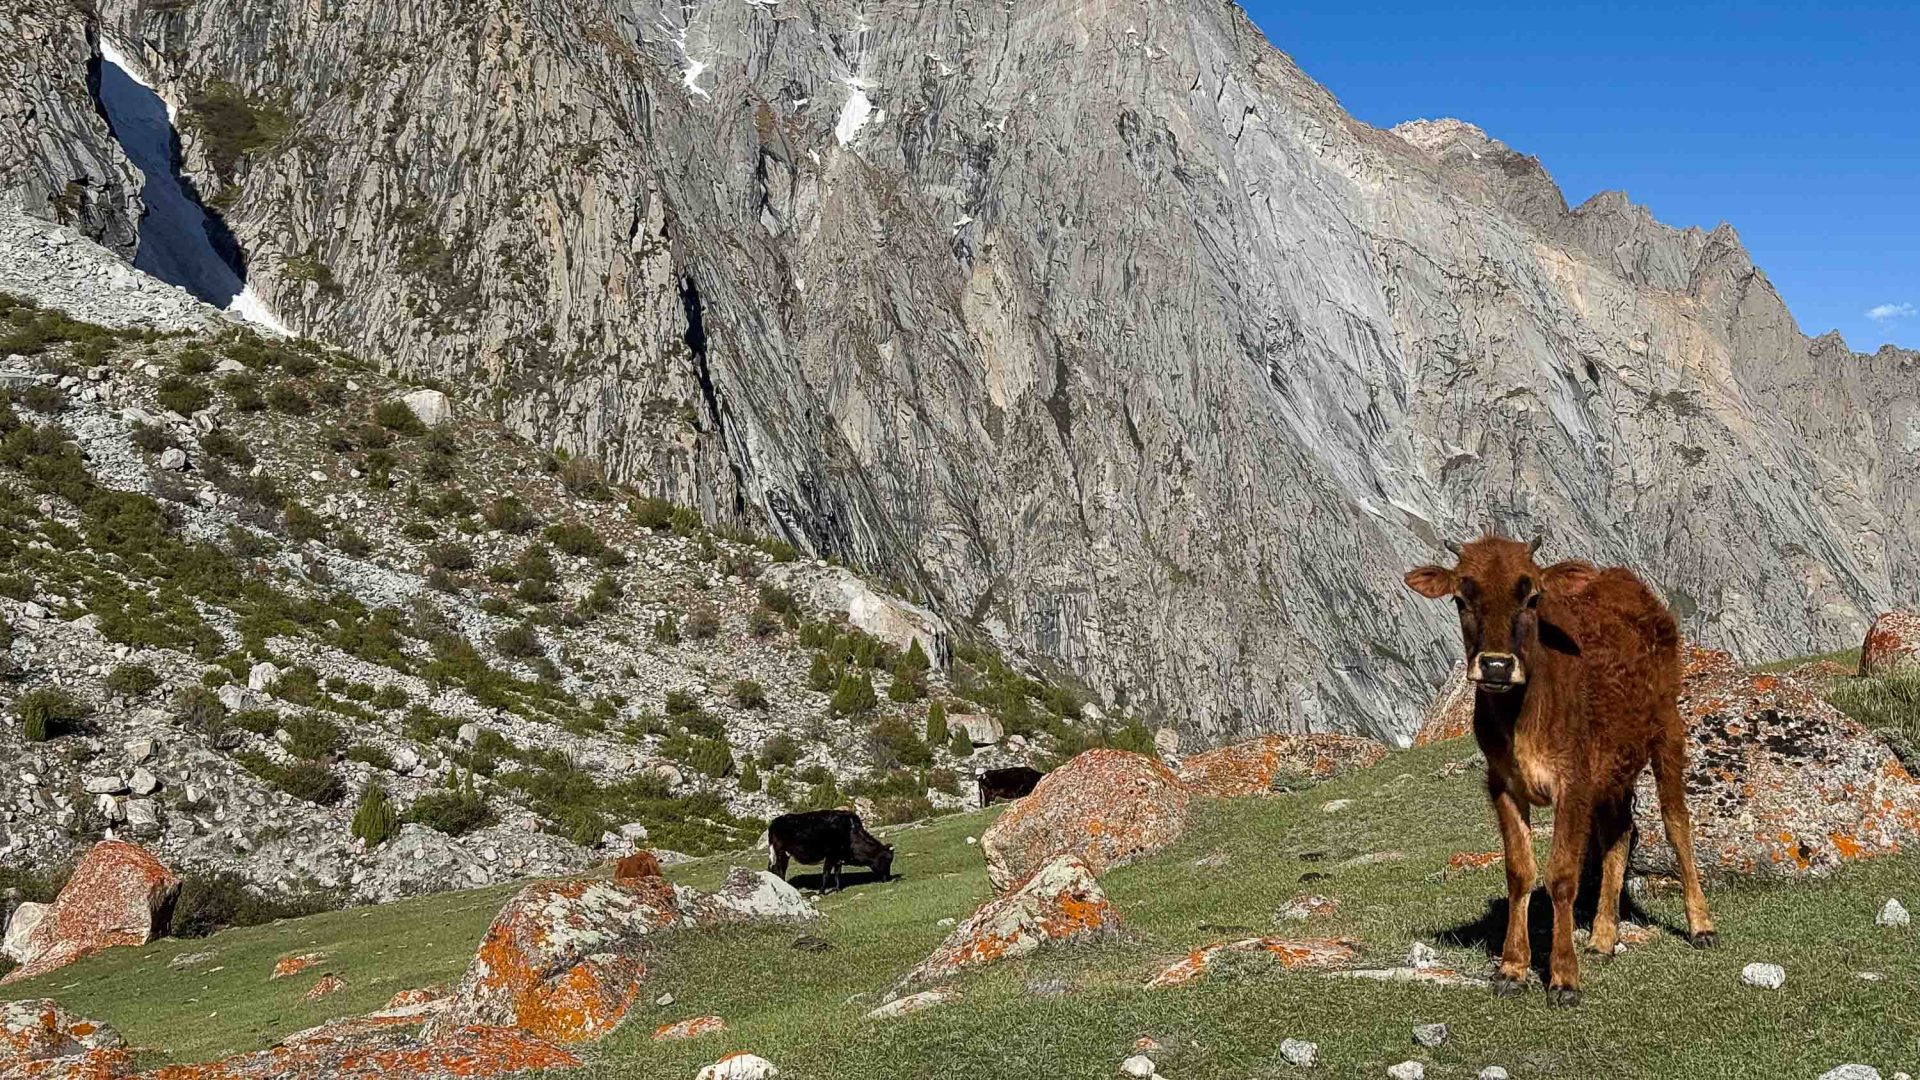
[1404,535,1595,693]
[849,827,896,880]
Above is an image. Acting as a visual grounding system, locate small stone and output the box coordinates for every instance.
[124,739,154,763]
[84,774,128,795]
[1412,1022,1448,1048]
[1406,941,1440,969]
[1741,962,1786,990]
[1478,1069,1510,1080]
[23,601,48,619]
[247,662,279,693]
[655,992,675,1007]
[1387,1063,1425,1080]
[1120,1056,1157,1079]
[696,1054,779,1080]
[457,723,480,746]
[1876,898,1909,927]
[1320,799,1352,813]
[159,447,188,470]
[1817,1068,1881,1080]
[1279,1038,1319,1067]
[129,767,160,795]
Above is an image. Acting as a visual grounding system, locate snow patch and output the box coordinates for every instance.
[228,285,291,336]
[835,84,875,146]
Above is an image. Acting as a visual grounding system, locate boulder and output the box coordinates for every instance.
[894,855,1118,993]
[1146,936,1358,989]
[686,868,821,924]
[215,684,257,712]
[401,389,454,428]
[981,749,1191,892]
[2,903,49,963]
[427,876,689,1045]
[247,661,279,693]
[1861,611,1920,675]
[1412,660,1475,746]
[955,714,1004,747]
[1176,733,1385,797]
[697,1053,780,1080]
[1632,648,1920,879]
[0,841,180,986]
[0,999,127,1078]
[142,1014,578,1079]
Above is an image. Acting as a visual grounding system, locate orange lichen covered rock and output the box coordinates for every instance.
[1177,734,1386,797]
[1,842,180,986]
[652,1016,727,1042]
[426,877,688,1046]
[1272,894,1339,923]
[270,954,326,980]
[1862,611,1920,675]
[136,1022,578,1080]
[304,975,348,1002]
[1633,652,1920,879]
[1444,851,1503,873]
[894,855,1118,994]
[1412,661,1475,746]
[2,1000,126,1079]
[981,749,1191,892]
[1146,936,1358,989]
[382,988,446,1011]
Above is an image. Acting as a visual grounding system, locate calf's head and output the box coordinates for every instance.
[1404,535,1595,693]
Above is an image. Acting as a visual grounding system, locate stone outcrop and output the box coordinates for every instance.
[981,750,1191,892]
[1146,936,1358,989]
[894,854,1118,994]
[1,1000,127,1080]
[1633,648,1920,879]
[1176,734,1386,797]
[39,0,1910,749]
[0,841,180,986]
[1411,662,1475,747]
[1861,611,1920,675]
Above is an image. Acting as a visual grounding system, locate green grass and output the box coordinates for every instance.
[6,740,1916,1078]
[1826,667,1920,748]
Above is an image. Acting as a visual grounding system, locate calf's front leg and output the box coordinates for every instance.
[1490,787,1536,994]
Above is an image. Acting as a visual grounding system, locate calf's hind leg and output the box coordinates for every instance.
[1651,722,1717,947]
[1587,797,1634,955]
[1543,795,1592,1006]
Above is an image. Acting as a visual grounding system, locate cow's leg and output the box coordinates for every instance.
[768,847,789,881]
[1490,786,1535,995]
[1651,721,1717,947]
[825,861,841,892]
[1543,793,1592,1006]
[1588,796,1634,955]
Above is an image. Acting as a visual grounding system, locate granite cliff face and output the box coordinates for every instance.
[17,0,1920,743]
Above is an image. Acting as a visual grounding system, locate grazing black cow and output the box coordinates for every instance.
[766,810,894,892]
[977,766,1045,807]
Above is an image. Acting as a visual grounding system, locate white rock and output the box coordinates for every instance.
[247,662,279,693]
[123,798,160,832]
[129,767,160,795]
[1412,1023,1448,1048]
[83,774,128,795]
[956,713,1003,746]
[457,723,480,746]
[696,1053,779,1080]
[216,684,256,711]
[159,447,188,470]
[965,836,977,846]
[215,358,247,373]
[1387,1063,1425,1080]
[1120,1056,1157,1079]
[23,601,48,619]
[864,987,957,1020]
[619,822,651,840]
[1817,1068,1881,1080]
[656,992,675,1007]
[1478,1069,1510,1080]
[69,613,100,632]
[1876,898,1909,927]
[401,388,453,427]
[1741,962,1786,990]
[124,739,155,763]
[1321,799,1353,813]
[1279,1038,1319,1067]
[1406,941,1440,969]
[95,792,123,822]
[2,901,50,962]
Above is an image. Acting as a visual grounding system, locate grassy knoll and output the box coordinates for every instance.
[6,738,1916,1078]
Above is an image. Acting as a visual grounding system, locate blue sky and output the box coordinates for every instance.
[1240,1,1918,351]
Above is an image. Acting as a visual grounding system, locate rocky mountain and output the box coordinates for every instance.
[4,0,1917,746]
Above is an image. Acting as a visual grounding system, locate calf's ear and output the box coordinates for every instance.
[1540,559,1598,594]
[1403,565,1455,599]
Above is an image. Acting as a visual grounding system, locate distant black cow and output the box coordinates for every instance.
[766,810,894,892]
[977,766,1045,807]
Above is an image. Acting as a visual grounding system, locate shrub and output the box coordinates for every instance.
[404,771,493,835]
[371,685,410,710]
[949,727,973,758]
[352,781,398,847]
[14,383,63,414]
[653,613,680,645]
[888,663,926,703]
[484,495,537,534]
[233,752,344,804]
[926,699,949,745]
[544,521,604,557]
[199,426,253,465]
[758,585,799,618]
[129,423,172,454]
[830,671,877,717]
[867,714,931,769]
[345,743,394,770]
[738,760,762,793]
[748,606,781,638]
[230,708,278,735]
[221,370,264,411]
[684,605,720,640]
[284,502,327,544]
[19,687,89,741]
[266,383,312,415]
[373,400,426,434]
[496,623,543,659]
[169,684,225,731]
[759,733,801,769]
[156,377,212,415]
[104,663,160,697]
[401,522,437,542]
[182,81,290,181]
[756,537,798,563]
[427,542,474,571]
[632,496,674,530]
[177,347,216,375]
[662,733,734,778]
[514,578,556,605]
[168,871,337,939]
[283,713,343,759]
[732,679,768,710]
[557,456,601,497]
[807,653,834,692]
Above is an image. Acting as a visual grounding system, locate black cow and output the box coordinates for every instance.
[766,810,894,892]
[977,766,1045,807]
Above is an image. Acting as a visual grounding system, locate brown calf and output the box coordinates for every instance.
[1404,535,1716,1005]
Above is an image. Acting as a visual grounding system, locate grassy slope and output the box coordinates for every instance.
[7,739,1916,1078]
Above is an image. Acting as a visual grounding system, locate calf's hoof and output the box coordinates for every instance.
[1689,930,1720,950]
[1545,985,1582,1008]
[1491,974,1526,997]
